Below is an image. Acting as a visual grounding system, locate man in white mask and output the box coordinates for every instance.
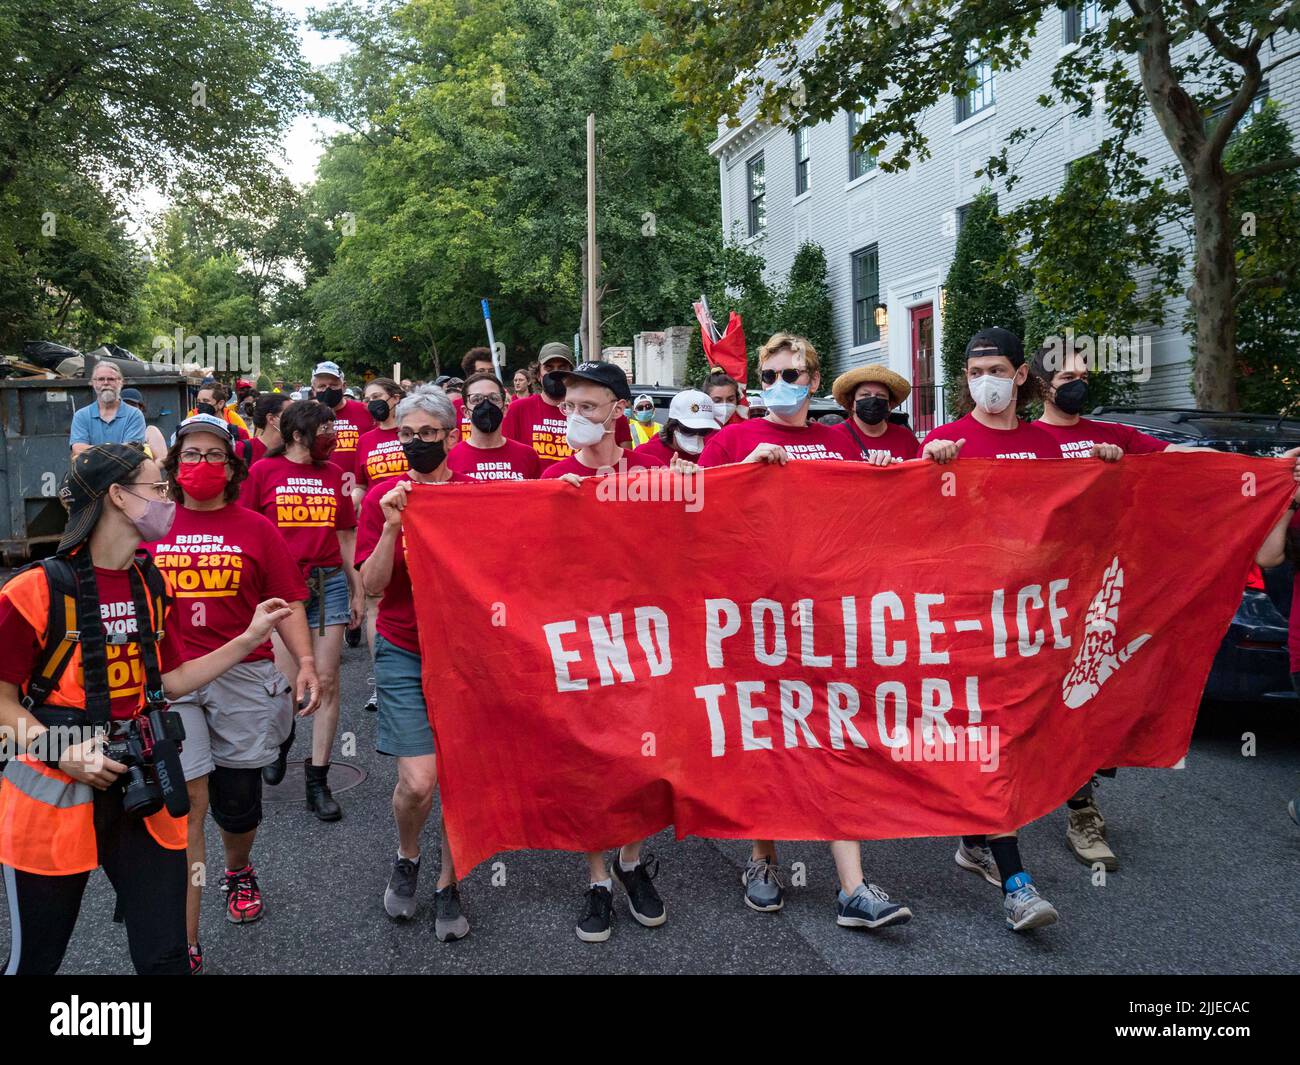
[540,362,668,481]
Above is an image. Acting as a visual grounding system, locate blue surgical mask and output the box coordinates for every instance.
[760,379,810,416]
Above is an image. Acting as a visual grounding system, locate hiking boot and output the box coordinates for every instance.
[304,760,342,821]
[1067,798,1118,871]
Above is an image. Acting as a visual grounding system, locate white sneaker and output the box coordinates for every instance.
[954,842,1000,886]
[1003,874,1059,932]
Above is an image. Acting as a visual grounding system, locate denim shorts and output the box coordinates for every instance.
[305,570,351,629]
[374,634,435,758]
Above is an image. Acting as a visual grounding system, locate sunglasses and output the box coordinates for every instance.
[759,368,807,386]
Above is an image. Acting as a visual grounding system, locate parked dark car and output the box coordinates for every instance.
[1090,407,1300,704]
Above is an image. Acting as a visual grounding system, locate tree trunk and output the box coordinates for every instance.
[1187,171,1238,410]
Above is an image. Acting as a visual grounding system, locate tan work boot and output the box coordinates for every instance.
[1066,798,1118,871]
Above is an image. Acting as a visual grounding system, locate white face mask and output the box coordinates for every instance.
[565,412,608,450]
[675,432,706,456]
[714,402,736,424]
[969,374,1015,415]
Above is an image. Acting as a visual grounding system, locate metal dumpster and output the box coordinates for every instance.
[0,375,189,564]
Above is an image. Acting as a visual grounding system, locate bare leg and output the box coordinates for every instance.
[185,777,208,946]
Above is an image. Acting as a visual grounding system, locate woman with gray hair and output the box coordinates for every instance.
[354,385,475,941]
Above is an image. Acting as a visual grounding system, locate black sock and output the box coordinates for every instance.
[1067,777,1095,810]
[988,836,1025,890]
[961,835,987,848]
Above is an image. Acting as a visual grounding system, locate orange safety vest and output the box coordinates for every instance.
[0,562,187,875]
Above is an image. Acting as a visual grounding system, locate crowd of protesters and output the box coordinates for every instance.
[2,327,1296,974]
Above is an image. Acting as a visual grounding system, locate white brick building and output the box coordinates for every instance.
[708,6,1300,430]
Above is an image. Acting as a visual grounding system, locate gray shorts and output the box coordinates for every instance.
[171,659,294,780]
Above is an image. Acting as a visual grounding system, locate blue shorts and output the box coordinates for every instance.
[375,634,435,758]
[305,570,351,629]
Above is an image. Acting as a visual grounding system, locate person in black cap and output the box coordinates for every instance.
[541,362,669,481]
[0,442,294,974]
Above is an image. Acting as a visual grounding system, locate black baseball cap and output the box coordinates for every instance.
[57,442,150,554]
[965,327,1025,367]
[563,361,631,403]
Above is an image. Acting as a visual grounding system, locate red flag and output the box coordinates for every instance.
[403,455,1293,873]
[693,306,747,388]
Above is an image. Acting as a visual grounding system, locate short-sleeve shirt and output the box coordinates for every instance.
[699,418,857,467]
[356,426,409,491]
[446,438,541,481]
[355,472,476,654]
[69,403,146,449]
[540,451,667,478]
[0,565,189,720]
[325,399,375,484]
[634,434,679,465]
[147,503,308,664]
[240,455,357,580]
[502,393,632,468]
[830,419,922,461]
[1034,417,1168,459]
[924,413,1063,459]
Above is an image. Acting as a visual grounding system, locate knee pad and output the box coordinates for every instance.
[208,766,263,834]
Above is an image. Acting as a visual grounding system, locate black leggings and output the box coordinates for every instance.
[3,788,188,975]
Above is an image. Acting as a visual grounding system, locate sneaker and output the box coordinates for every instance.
[611,853,666,927]
[954,841,1001,886]
[742,856,785,912]
[433,883,470,942]
[384,855,420,920]
[576,884,614,943]
[188,943,204,975]
[1066,798,1118,871]
[1289,798,1298,826]
[345,625,362,648]
[223,865,265,924]
[364,680,378,713]
[836,883,912,929]
[1003,873,1059,932]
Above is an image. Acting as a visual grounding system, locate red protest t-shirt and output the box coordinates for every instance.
[451,395,473,441]
[356,426,409,491]
[249,435,268,464]
[446,438,541,481]
[924,413,1064,459]
[502,393,632,468]
[540,451,667,478]
[147,503,308,664]
[699,417,857,467]
[1034,417,1168,459]
[326,399,375,483]
[830,419,922,461]
[635,434,679,464]
[356,472,476,654]
[0,565,189,721]
[240,454,357,580]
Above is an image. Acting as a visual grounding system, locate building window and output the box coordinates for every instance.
[746,153,766,237]
[848,101,877,181]
[955,49,996,123]
[1063,2,1101,45]
[954,194,997,236]
[851,245,880,346]
[1205,82,1269,137]
[794,127,810,196]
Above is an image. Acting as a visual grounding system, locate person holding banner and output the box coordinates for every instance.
[503,342,633,469]
[635,390,719,464]
[446,373,541,481]
[704,368,746,426]
[699,333,856,467]
[356,385,472,941]
[241,401,362,822]
[541,363,667,481]
[829,366,920,463]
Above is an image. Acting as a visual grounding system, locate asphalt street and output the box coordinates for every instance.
[6,642,1299,975]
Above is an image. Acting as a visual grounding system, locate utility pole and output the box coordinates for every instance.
[586,111,599,362]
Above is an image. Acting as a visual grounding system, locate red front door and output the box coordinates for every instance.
[910,304,936,432]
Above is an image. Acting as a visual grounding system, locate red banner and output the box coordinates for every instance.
[403,454,1293,873]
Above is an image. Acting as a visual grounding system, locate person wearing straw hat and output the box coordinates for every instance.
[828,365,920,463]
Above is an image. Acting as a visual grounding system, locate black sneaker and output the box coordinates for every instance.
[575,884,614,943]
[611,852,666,928]
[345,625,362,648]
[433,884,470,942]
[384,856,420,920]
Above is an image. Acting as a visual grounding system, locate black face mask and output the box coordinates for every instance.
[403,437,446,473]
[541,372,566,399]
[316,387,343,409]
[855,395,889,426]
[367,399,390,422]
[470,400,504,433]
[1053,379,1089,416]
[195,402,218,416]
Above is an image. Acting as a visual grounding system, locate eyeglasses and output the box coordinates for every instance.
[397,426,454,443]
[178,448,229,465]
[759,368,808,386]
[560,399,612,419]
[465,393,505,410]
[123,480,172,502]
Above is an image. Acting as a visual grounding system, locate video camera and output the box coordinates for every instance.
[104,709,190,818]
